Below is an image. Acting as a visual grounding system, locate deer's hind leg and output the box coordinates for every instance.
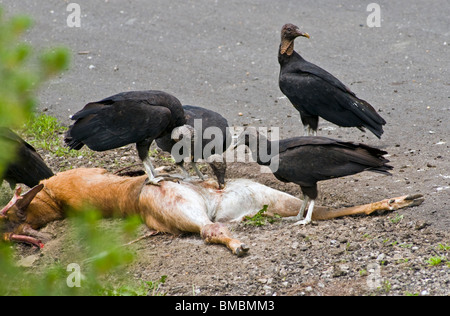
[140,183,249,257]
[201,223,249,257]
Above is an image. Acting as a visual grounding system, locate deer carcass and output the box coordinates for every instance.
[1,168,423,256]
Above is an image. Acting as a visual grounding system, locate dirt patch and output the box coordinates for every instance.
[6,141,450,296]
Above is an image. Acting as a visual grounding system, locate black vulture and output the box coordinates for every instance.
[0,127,54,189]
[235,127,392,225]
[278,23,386,138]
[155,105,231,189]
[65,90,186,185]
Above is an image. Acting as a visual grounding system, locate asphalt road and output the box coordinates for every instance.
[1,0,449,230]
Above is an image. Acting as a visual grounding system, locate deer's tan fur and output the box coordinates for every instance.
[1,168,423,256]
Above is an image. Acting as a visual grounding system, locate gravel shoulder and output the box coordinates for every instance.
[4,145,449,296]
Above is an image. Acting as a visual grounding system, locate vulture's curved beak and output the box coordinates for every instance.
[298,31,310,39]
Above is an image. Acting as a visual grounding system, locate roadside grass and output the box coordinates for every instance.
[243,205,282,227]
[21,113,92,158]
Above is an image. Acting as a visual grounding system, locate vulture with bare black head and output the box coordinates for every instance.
[236,127,392,225]
[155,105,231,189]
[0,127,54,189]
[278,23,386,138]
[65,90,186,185]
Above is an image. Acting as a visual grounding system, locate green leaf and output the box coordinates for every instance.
[40,47,71,78]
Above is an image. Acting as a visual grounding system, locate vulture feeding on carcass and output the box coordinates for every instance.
[236,127,393,225]
[155,105,231,189]
[0,127,54,189]
[65,90,186,185]
[278,23,386,138]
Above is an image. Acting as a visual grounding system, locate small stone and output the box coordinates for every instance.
[17,255,39,267]
[415,221,430,230]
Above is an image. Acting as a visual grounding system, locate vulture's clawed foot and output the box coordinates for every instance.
[145,174,184,185]
[144,177,164,186]
[292,218,312,226]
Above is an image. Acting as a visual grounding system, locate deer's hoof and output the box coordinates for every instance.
[235,244,249,257]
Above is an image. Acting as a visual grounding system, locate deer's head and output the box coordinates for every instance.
[1,184,43,234]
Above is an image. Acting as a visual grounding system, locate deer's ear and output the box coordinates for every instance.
[16,184,44,214]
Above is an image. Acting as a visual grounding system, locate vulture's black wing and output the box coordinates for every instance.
[274,136,392,188]
[97,90,186,127]
[66,99,173,151]
[0,127,54,188]
[65,90,185,152]
[279,53,386,138]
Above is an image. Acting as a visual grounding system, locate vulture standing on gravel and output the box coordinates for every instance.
[0,127,54,189]
[65,90,186,185]
[235,127,392,225]
[278,23,386,138]
[155,105,231,189]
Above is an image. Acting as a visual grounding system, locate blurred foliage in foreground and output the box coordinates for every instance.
[0,7,164,296]
[0,6,70,178]
[0,209,166,296]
